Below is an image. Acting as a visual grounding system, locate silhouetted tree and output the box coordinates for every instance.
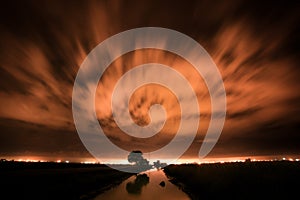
[128,150,149,166]
[153,160,167,169]
[154,160,161,169]
[127,150,151,172]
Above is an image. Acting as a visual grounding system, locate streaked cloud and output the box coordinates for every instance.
[0,0,299,159]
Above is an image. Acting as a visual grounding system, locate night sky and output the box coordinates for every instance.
[0,0,299,162]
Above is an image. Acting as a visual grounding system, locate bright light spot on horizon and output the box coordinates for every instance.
[3,155,300,164]
[81,161,97,164]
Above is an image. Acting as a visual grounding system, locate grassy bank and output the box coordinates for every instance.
[0,161,133,199]
[163,161,300,200]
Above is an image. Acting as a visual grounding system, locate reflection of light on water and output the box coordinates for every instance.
[94,170,190,200]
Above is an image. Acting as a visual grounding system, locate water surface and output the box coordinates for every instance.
[93,169,190,200]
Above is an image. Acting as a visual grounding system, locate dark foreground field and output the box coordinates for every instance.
[164,161,300,200]
[0,161,133,199]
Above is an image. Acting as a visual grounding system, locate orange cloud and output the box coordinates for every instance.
[0,0,299,159]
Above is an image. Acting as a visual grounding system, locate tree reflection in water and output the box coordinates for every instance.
[126,174,150,195]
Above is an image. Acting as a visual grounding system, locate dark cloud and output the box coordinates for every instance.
[0,118,89,157]
[210,120,300,157]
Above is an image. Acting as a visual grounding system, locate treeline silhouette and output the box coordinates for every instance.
[0,161,133,199]
[164,161,300,200]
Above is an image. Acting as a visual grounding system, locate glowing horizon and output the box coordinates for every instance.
[0,1,299,161]
[3,154,300,165]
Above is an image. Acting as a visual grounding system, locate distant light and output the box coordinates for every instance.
[289,158,293,161]
[296,159,299,162]
[65,160,69,163]
[282,158,286,160]
[56,160,61,163]
[82,161,96,164]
